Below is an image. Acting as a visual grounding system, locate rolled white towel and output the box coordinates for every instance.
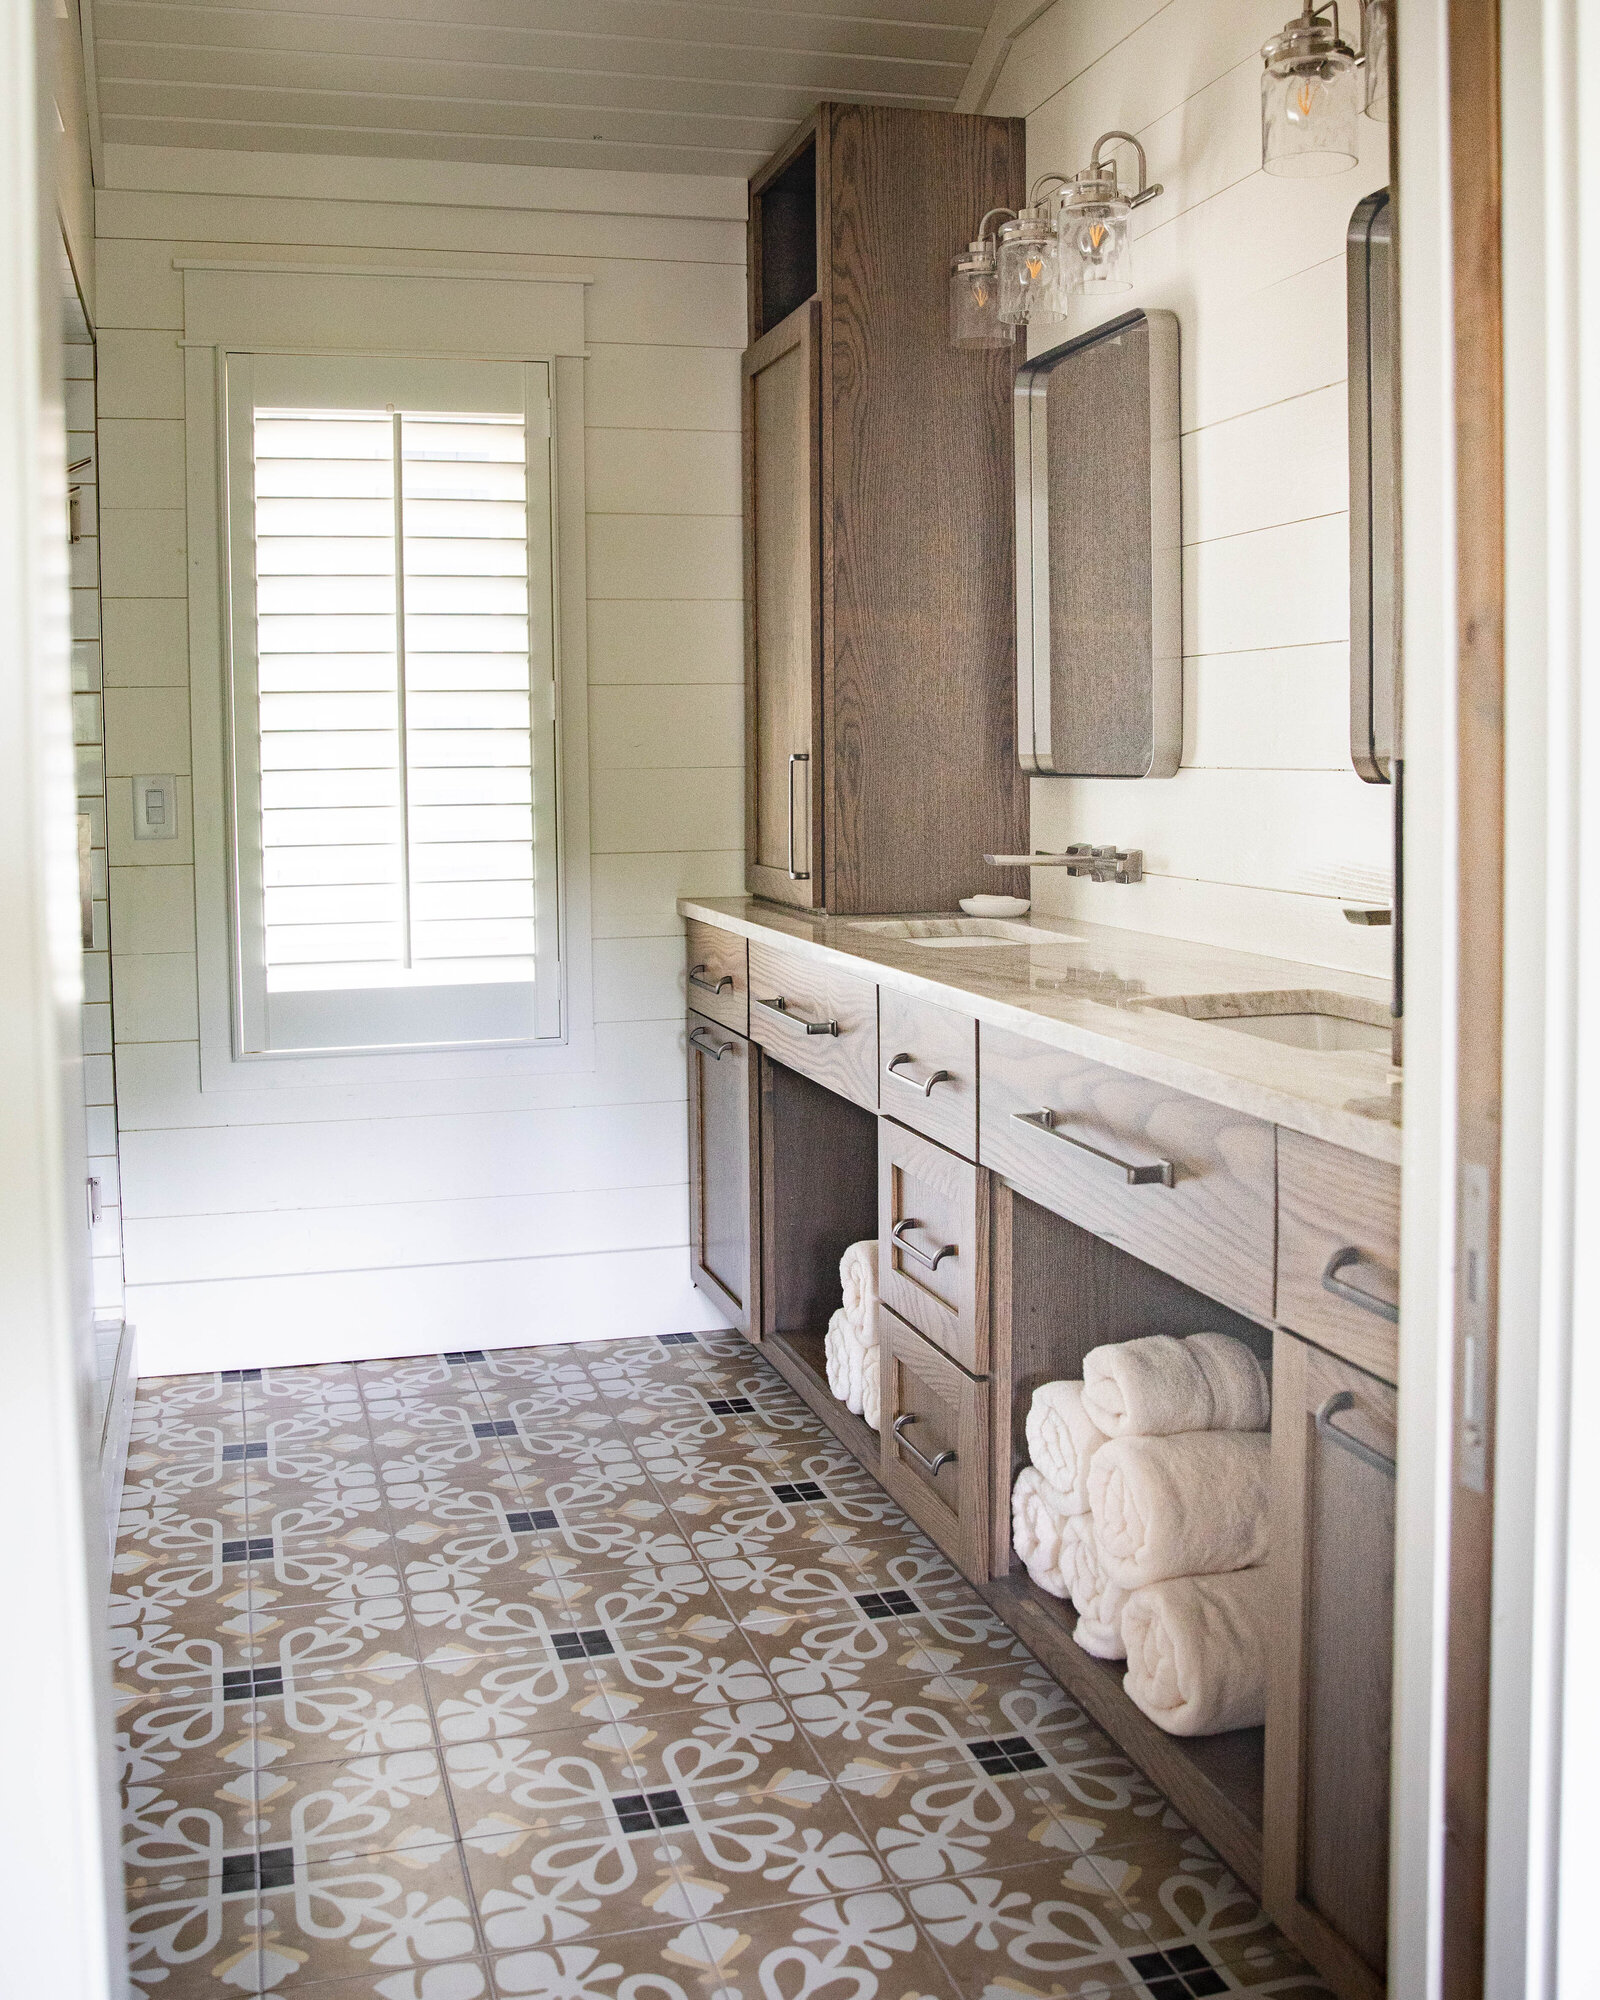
[1082,1332,1269,1439]
[824,1309,869,1415]
[1011,1467,1073,1599]
[1025,1381,1108,1514]
[840,1240,879,1320]
[1088,1432,1269,1591]
[1061,1514,1131,1660]
[860,1344,882,1433]
[1121,1568,1274,1736]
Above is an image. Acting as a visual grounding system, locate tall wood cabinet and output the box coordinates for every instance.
[744,105,1030,915]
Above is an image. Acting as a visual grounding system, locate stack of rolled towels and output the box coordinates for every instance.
[823,1240,881,1431]
[1011,1331,1273,1738]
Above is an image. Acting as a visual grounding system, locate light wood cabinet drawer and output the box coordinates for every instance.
[878,987,978,1158]
[977,1023,1276,1323]
[747,939,878,1110]
[881,1306,990,1583]
[685,920,750,1035]
[1276,1130,1400,1385]
[879,1117,987,1375]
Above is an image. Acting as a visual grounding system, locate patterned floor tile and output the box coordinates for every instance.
[254,1962,492,2000]
[681,1891,962,2000]
[250,1661,438,1771]
[487,1923,723,2000]
[252,1749,457,1868]
[125,1873,263,1997]
[122,1763,260,1889]
[555,1561,720,1631]
[651,1788,887,1921]
[464,1828,690,1951]
[593,1617,776,1723]
[905,1856,1156,1999]
[425,1649,619,1743]
[117,1678,261,1790]
[254,1839,480,1991]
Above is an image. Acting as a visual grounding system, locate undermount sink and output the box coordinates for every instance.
[1142,989,1393,1056]
[852,918,1085,949]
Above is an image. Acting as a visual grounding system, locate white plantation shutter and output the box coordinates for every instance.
[224,353,560,1054]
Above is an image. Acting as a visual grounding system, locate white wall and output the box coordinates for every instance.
[93,148,747,1372]
[988,0,1393,975]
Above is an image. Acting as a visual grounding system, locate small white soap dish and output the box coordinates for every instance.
[959,894,1031,918]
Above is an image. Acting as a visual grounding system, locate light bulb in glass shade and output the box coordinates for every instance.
[1059,193,1133,296]
[949,245,1011,348]
[1261,6,1360,175]
[997,216,1060,327]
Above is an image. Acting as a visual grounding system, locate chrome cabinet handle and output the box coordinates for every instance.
[886,1053,953,1099]
[1315,1390,1396,1476]
[753,992,839,1037]
[1012,1108,1175,1188]
[688,1026,737,1062]
[688,963,735,998]
[1321,1246,1399,1323]
[787,751,811,881]
[892,1218,958,1272]
[893,1413,957,1476]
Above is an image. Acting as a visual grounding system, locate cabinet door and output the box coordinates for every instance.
[686,1011,760,1340]
[744,298,822,907]
[1264,1331,1396,2000]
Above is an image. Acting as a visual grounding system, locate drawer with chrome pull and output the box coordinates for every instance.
[879,1116,986,1374]
[878,987,978,1159]
[746,939,878,1110]
[978,1022,1276,1322]
[1275,1128,1400,1383]
[684,919,749,1035]
[881,1306,990,1583]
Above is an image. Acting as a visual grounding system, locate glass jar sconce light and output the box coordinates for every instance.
[1260,0,1388,176]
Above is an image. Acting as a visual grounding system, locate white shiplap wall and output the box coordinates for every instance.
[94,149,746,1373]
[990,0,1394,975]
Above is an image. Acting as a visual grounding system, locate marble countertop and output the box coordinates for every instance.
[679,896,1402,1165]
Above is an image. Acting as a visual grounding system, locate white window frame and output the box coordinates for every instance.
[182,263,595,1093]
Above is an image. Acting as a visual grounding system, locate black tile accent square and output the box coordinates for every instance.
[1128,1949,1226,1999]
[506,1509,559,1535]
[256,1846,295,1892]
[222,1665,284,1702]
[657,1331,698,1345]
[855,1588,918,1622]
[220,1368,261,1383]
[771,1479,826,1505]
[471,1419,517,1439]
[443,1351,485,1364]
[220,1536,274,1565]
[967,1734,1047,1777]
[551,1628,614,1661]
[221,1442,268,1463]
[220,1851,257,1897]
[612,1787,688,1833]
[705,1396,754,1417]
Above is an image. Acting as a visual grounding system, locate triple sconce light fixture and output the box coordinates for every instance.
[950,0,1391,349]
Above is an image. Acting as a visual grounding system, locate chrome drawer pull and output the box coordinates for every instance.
[1315,1390,1396,1477]
[753,992,840,1037]
[688,963,735,998]
[688,1026,736,1062]
[1321,1246,1399,1323]
[893,1413,957,1476]
[1012,1108,1175,1188]
[886,1053,953,1098]
[787,751,811,881]
[892,1218,958,1272]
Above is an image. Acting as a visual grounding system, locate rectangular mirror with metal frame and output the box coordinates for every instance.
[1014,308,1182,778]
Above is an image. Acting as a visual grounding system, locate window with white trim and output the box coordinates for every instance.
[223,353,561,1055]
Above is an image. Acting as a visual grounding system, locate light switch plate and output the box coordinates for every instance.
[132,774,179,841]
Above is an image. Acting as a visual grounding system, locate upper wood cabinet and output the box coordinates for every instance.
[745,105,1030,916]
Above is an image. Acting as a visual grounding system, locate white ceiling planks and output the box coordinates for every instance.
[86,0,998,178]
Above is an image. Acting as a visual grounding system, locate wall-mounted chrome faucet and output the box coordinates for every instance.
[983,844,1144,884]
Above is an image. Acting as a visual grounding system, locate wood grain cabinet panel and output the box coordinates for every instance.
[1276,1129,1400,1384]
[978,1023,1276,1322]
[882,1306,990,1584]
[1265,1331,1396,2000]
[879,1117,987,1375]
[686,1011,759,1339]
[747,939,877,1109]
[685,920,749,1036]
[877,987,978,1159]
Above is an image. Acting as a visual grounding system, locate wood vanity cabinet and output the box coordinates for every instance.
[1265,1331,1397,2000]
[685,1011,760,1339]
[744,105,1030,915]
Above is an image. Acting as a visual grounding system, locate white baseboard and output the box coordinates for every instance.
[128,1245,732,1377]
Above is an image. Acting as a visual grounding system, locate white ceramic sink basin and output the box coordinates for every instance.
[1143,989,1392,1056]
[852,918,1085,949]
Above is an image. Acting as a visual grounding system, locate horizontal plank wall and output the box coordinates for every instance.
[93,148,747,1372]
[988,0,1393,975]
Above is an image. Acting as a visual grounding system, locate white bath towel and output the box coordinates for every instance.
[1121,1567,1274,1736]
[1082,1332,1269,1439]
[1011,1467,1074,1599]
[860,1344,882,1433]
[1088,1431,1270,1590]
[840,1240,879,1321]
[1061,1514,1132,1660]
[824,1308,870,1415]
[1025,1381,1108,1514]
